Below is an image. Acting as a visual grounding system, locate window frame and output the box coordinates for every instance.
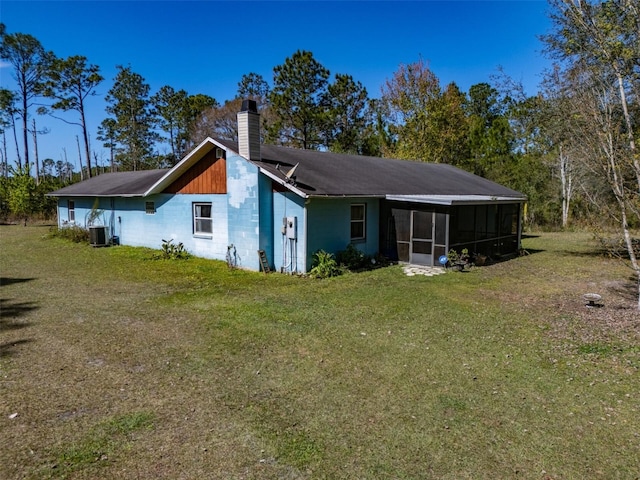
[350,203,366,241]
[68,200,75,223]
[193,202,213,237]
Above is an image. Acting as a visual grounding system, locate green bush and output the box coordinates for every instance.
[447,248,469,264]
[153,238,191,260]
[336,243,369,271]
[309,250,343,278]
[336,244,390,272]
[48,225,90,243]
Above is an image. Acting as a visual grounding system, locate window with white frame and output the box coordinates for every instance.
[193,202,212,236]
[350,203,366,241]
[68,200,75,223]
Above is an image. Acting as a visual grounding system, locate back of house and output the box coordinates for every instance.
[49,100,526,272]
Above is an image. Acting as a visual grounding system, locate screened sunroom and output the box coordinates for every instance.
[379,199,524,266]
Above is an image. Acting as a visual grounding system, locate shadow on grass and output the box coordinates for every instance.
[550,243,616,258]
[607,275,639,304]
[0,278,39,321]
[566,236,640,259]
[478,248,545,266]
[0,298,38,321]
[0,339,34,358]
[0,277,36,287]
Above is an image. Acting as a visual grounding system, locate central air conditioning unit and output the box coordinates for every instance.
[89,226,109,247]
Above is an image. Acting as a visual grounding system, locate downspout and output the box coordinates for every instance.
[445,211,450,262]
[281,197,287,273]
[110,198,115,242]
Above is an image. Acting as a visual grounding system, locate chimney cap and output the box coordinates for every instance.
[241,99,258,113]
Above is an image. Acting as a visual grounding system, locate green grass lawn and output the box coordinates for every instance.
[1,226,638,479]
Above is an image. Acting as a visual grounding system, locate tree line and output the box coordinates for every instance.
[0,0,638,241]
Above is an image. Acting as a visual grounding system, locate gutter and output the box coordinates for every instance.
[385,194,527,205]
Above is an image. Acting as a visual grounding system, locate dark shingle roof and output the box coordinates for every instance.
[255,144,524,198]
[48,170,168,197]
[47,139,524,201]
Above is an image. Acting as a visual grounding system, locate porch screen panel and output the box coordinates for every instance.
[413,211,432,240]
[476,205,487,239]
[500,204,520,255]
[450,203,522,258]
[411,211,433,265]
[434,213,447,263]
[500,204,518,236]
[435,213,446,245]
[486,205,498,238]
[454,206,475,243]
[397,243,410,262]
[412,241,431,254]
[392,209,411,242]
[392,209,411,262]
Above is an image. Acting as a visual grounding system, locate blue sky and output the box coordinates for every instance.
[1,0,552,169]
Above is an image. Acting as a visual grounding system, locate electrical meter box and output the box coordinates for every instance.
[285,216,297,239]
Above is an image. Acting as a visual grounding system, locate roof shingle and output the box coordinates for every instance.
[48,170,168,197]
[257,144,524,198]
[48,140,524,200]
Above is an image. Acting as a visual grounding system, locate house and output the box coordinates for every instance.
[49,100,526,273]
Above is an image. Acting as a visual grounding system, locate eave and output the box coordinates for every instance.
[385,194,527,205]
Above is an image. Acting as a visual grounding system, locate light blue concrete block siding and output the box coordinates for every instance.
[119,194,229,260]
[55,166,378,273]
[306,197,380,259]
[58,194,230,260]
[57,197,113,230]
[56,155,264,266]
[272,191,306,273]
[226,154,261,271]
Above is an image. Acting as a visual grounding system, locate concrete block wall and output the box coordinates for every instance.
[306,197,380,260]
[258,174,275,271]
[272,191,306,273]
[226,154,260,270]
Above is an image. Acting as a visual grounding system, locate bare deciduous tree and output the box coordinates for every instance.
[544,0,640,307]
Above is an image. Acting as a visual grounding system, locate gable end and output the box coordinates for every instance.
[164,150,226,194]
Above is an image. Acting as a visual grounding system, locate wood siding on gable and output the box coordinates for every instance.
[164,151,227,194]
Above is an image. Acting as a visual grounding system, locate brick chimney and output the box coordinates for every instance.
[237,99,260,161]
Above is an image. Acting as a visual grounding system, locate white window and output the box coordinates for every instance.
[351,204,366,241]
[193,203,212,236]
[68,200,75,223]
[145,201,155,215]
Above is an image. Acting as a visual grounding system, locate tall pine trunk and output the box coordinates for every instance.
[31,118,40,184]
[80,105,92,178]
[21,94,29,174]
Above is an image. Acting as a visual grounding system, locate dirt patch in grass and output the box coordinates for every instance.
[477,232,640,361]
